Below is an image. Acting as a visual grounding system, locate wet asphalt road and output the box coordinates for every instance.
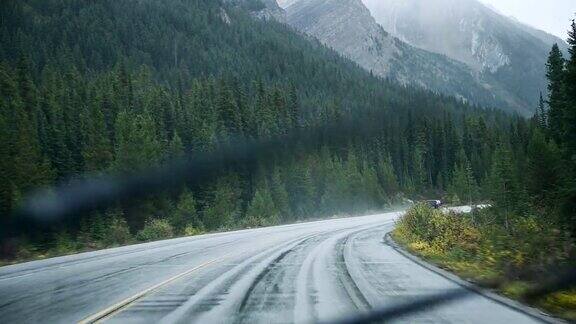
[0,210,544,323]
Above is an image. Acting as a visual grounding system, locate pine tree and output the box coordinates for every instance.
[41,69,75,178]
[563,20,576,160]
[103,208,132,246]
[12,106,54,200]
[216,80,242,139]
[546,44,566,143]
[360,162,387,209]
[487,145,520,230]
[61,65,85,175]
[286,162,316,219]
[184,80,217,153]
[117,61,134,111]
[16,56,37,116]
[270,87,287,134]
[559,19,576,234]
[10,65,54,199]
[202,176,241,230]
[172,189,202,233]
[166,132,185,161]
[411,146,427,189]
[537,92,547,129]
[113,111,161,172]
[0,115,13,215]
[82,98,112,172]
[287,85,300,129]
[234,81,251,137]
[448,149,479,205]
[270,168,291,222]
[526,129,562,209]
[319,157,348,215]
[376,154,399,196]
[244,188,279,227]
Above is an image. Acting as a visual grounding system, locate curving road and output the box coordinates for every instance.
[0,211,548,323]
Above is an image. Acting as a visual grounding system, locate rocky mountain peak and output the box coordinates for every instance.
[285,0,399,77]
[281,0,535,115]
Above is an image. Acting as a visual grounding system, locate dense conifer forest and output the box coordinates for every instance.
[0,0,574,259]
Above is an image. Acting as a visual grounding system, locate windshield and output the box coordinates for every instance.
[0,0,575,323]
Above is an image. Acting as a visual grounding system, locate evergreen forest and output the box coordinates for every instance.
[0,0,574,262]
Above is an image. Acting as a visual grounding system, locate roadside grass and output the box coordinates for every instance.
[392,204,576,321]
[0,218,205,267]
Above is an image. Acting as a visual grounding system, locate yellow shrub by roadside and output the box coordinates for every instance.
[393,204,576,321]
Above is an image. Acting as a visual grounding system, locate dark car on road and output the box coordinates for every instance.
[425,200,442,209]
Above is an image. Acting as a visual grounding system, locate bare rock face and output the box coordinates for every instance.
[362,0,569,111]
[220,8,233,25]
[254,0,287,22]
[287,0,398,77]
[225,0,286,23]
[281,0,530,115]
[363,0,511,72]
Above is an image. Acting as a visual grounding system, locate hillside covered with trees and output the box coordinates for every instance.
[0,0,559,259]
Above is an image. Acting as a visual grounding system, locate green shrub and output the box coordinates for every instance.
[541,290,576,321]
[241,215,271,228]
[16,239,39,260]
[171,190,203,235]
[244,189,279,228]
[395,203,481,258]
[394,204,576,320]
[183,225,202,236]
[51,230,77,255]
[137,219,174,242]
[104,217,133,246]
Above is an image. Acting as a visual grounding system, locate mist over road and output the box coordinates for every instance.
[0,211,542,323]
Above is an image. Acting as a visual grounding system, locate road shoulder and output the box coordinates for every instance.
[383,233,565,324]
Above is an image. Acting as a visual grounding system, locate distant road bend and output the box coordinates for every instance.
[0,210,545,323]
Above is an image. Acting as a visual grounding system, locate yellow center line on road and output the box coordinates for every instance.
[78,256,227,324]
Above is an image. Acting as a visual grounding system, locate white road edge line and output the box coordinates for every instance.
[78,257,226,324]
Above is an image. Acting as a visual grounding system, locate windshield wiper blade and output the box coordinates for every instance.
[326,288,470,324]
[326,268,576,324]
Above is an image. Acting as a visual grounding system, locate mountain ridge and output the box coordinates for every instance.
[362,0,568,113]
[281,0,535,115]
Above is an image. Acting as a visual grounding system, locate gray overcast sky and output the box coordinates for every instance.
[479,0,575,40]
